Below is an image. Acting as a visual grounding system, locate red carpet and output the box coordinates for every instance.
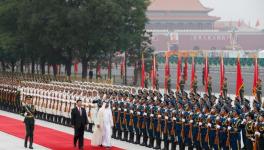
[0,115,123,150]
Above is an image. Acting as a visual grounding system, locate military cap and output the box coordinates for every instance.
[25,95,32,99]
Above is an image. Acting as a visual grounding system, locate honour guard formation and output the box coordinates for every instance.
[0,73,263,150]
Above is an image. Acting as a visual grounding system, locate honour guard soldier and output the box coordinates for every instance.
[140,103,148,147]
[122,102,129,141]
[167,76,171,92]
[147,102,155,148]
[201,105,210,150]
[134,100,142,144]
[192,75,198,94]
[176,101,185,150]
[162,109,170,150]
[208,76,212,99]
[245,112,255,150]
[169,110,177,150]
[255,110,264,149]
[128,101,135,143]
[230,108,242,150]
[192,104,202,150]
[180,74,185,94]
[21,95,36,149]
[222,78,228,99]
[256,79,262,102]
[153,103,162,149]
[240,81,245,100]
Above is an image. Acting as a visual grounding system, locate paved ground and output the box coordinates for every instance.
[0,131,49,150]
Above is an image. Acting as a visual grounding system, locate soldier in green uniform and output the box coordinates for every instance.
[167,76,171,92]
[256,79,262,102]
[240,80,245,101]
[207,76,212,99]
[192,75,198,94]
[21,95,36,149]
[255,111,264,150]
[180,74,185,94]
[222,77,228,99]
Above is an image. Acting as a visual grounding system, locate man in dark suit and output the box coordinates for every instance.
[71,99,88,150]
[21,95,36,149]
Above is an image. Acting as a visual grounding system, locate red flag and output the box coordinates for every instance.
[164,55,170,92]
[252,57,259,96]
[176,56,182,91]
[220,55,225,95]
[191,56,195,89]
[184,57,188,81]
[256,19,260,27]
[204,55,209,93]
[151,54,157,89]
[236,57,243,96]
[141,54,145,88]
[74,63,78,74]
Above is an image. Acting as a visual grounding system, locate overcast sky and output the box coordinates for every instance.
[200,0,264,29]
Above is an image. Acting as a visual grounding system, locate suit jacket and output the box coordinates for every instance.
[71,107,88,128]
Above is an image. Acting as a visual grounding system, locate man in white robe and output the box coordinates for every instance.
[91,102,105,146]
[101,101,113,147]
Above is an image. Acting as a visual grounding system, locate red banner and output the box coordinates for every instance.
[141,54,145,88]
[191,57,195,90]
[164,55,170,92]
[252,57,258,96]
[204,55,209,93]
[236,57,243,96]
[176,56,181,91]
[220,56,225,95]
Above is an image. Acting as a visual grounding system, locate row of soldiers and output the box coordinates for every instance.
[0,75,263,150]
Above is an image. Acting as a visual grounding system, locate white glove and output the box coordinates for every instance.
[124,109,127,111]
[199,122,202,126]
[190,112,193,115]
[207,123,212,127]
[241,119,246,124]
[228,126,231,130]
[227,118,231,122]
[143,112,147,116]
[182,119,185,122]
[165,116,169,120]
[137,112,140,115]
[118,108,121,111]
[255,122,258,127]
[216,125,221,129]
[255,131,260,136]
[182,111,185,115]
[173,117,176,121]
[207,115,211,119]
[130,110,133,113]
[150,114,154,117]
[199,114,202,118]
[216,116,220,120]
[24,112,28,116]
[190,120,193,123]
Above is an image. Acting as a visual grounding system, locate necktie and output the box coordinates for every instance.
[79,107,82,116]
